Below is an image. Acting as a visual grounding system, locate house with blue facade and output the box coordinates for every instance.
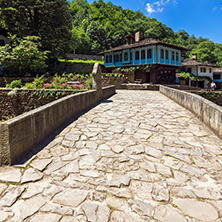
[99,30,188,84]
[213,68,222,84]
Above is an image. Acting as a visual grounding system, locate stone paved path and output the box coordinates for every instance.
[1,90,222,222]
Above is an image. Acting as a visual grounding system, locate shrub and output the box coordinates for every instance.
[23,83,35,89]
[6,80,22,88]
[85,78,92,90]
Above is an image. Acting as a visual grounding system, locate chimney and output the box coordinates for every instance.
[135,29,144,42]
[192,53,197,60]
[125,35,135,45]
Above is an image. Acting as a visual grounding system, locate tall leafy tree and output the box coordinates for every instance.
[0,0,73,58]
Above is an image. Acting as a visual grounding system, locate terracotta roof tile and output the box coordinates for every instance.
[181,59,217,67]
[98,37,189,55]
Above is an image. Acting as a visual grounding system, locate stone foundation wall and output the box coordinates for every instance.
[160,85,222,139]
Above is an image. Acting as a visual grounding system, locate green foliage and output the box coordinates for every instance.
[32,75,46,89]
[6,80,22,88]
[59,58,104,65]
[180,72,195,80]
[0,36,49,74]
[115,65,153,72]
[0,0,73,58]
[23,83,35,89]
[85,78,92,90]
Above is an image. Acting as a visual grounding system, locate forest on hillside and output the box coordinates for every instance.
[1,0,222,66]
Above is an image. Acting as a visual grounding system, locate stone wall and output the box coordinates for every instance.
[160,85,222,140]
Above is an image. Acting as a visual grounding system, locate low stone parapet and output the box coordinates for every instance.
[160,85,222,139]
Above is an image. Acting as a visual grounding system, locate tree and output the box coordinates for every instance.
[0,36,49,74]
[0,0,73,58]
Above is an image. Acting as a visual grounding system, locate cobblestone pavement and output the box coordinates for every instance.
[1,90,222,222]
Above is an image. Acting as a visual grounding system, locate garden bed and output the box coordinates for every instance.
[0,89,84,122]
[194,91,222,107]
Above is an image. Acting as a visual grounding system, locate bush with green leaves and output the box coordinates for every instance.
[6,80,22,88]
[0,36,49,75]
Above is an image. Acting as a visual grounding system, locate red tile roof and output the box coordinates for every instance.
[98,37,189,55]
[181,59,217,67]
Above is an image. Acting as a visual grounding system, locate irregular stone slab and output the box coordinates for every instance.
[152,182,170,202]
[0,167,21,183]
[171,187,196,198]
[0,209,14,221]
[105,196,129,212]
[50,146,69,157]
[60,216,78,222]
[81,202,110,222]
[111,145,124,153]
[110,211,145,222]
[45,157,64,173]
[76,141,86,148]
[29,212,62,222]
[173,171,190,183]
[65,133,80,141]
[80,170,101,178]
[21,168,43,183]
[22,183,44,199]
[140,162,156,172]
[156,164,172,177]
[41,202,73,215]
[86,141,98,149]
[173,198,218,221]
[180,164,205,177]
[0,184,8,195]
[153,204,187,222]
[106,174,131,187]
[30,158,52,171]
[0,185,25,207]
[53,188,88,208]
[60,160,79,173]
[192,187,222,200]
[129,199,153,217]
[42,184,62,198]
[130,180,153,201]
[11,195,46,220]
[145,147,163,158]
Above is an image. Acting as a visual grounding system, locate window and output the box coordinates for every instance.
[105,56,108,63]
[200,67,206,73]
[135,51,139,60]
[120,54,122,62]
[209,68,212,73]
[187,67,192,73]
[141,50,145,59]
[130,52,132,61]
[165,50,168,60]
[214,74,221,80]
[172,51,175,60]
[116,54,119,62]
[161,49,164,59]
[147,49,152,59]
[176,52,179,61]
[124,52,128,61]
[109,55,112,63]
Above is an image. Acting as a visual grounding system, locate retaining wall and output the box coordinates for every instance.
[0,85,115,165]
[160,85,222,140]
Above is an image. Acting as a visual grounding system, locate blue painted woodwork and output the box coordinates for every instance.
[104,44,182,68]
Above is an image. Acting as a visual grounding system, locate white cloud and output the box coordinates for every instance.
[145,0,172,14]
[213,7,218,11]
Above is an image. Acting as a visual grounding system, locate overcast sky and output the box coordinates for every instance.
[86,0,222,44]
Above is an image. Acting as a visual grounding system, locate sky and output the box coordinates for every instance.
[86,0,222,44]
